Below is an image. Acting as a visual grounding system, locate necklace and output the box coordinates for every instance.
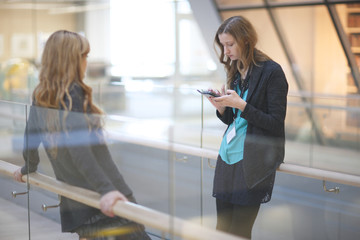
[240,75,249,98]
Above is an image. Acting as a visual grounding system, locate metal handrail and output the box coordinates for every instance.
[0,160,244,240]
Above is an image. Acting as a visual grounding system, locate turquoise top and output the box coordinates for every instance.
[219,86,248,165]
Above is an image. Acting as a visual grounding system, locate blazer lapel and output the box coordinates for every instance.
[246,62,264,102]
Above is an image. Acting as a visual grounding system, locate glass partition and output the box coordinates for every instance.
[0,0,360,239]
[98,83,215,237]
[0,101,29,239]
[20,85,214,239]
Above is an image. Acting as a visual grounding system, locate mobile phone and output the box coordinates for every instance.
[197,89,220,97]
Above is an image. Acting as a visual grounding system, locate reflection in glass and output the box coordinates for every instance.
[0,58,37,103]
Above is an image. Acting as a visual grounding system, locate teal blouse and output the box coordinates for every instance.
[219,86,248,165]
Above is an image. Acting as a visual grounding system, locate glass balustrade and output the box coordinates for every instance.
[0,0,360,239]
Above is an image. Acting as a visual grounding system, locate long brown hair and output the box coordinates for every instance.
[33,30,103,157]
[34,30,102,114]
[214,16,271,89]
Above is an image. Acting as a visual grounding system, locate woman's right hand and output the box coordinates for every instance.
[13,168,25,183]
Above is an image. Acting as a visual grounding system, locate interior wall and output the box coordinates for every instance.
[314,6,348,95]
[0,9,76,63]
[85,8,111,63]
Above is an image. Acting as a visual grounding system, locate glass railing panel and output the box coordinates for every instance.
[89,80,205,146]
[0,100,30,239]
[311,96,360,175]
[23,105,82,239]
[93,80,222,233]
[1,0,360,239]
[94,115,174,239]
[22,103,164,239]
[256,171,360,239]
[103,85,206,238]
[286,93,360,174]
[285,98,315,167]
[17,83,210,239]
[284,95,360,240]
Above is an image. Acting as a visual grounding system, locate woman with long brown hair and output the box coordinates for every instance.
[14,30,150,240]
[206,16,288,239]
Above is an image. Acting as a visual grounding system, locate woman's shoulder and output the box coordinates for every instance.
[252,60,282,76]
[262,59,282,70]
[256,60,285,79]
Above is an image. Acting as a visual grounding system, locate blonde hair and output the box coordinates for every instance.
[33,30,103,157]
[34,30,101,114]
[214,16,271,89]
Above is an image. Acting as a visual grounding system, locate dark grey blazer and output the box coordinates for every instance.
[217,60,288,189]
[21,83,133,232]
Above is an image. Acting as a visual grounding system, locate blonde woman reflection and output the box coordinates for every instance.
[13,30,150,240]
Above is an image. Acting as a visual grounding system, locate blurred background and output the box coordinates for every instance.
[0,0,359,239]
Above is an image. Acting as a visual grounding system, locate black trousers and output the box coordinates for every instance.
[216,198,260,239]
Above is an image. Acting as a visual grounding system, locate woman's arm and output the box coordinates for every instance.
[14,104,42,182]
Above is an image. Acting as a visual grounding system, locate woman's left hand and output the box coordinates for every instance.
[213,89,247,111]
[13,168,25,183]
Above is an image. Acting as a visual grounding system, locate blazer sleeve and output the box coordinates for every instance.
[21,105,41,175]
[216,107,234,125]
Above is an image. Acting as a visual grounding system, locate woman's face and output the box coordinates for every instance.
[218,33,240,61]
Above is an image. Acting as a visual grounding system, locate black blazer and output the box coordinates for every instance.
[21,83,133,232]
[217,60,288,188]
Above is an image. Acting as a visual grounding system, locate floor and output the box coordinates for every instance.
[0,198,78,240]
